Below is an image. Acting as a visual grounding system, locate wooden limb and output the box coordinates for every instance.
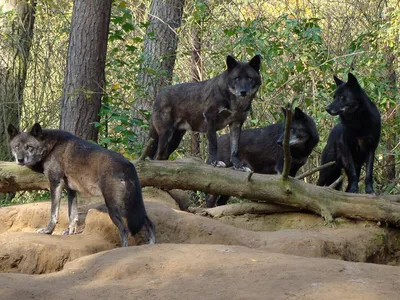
[2,160,400,226]
[329,175,344,189]
[138,138,154,161]
[295,161,336,180]
[191,202,300,218]
[0,162,49,192]
[281,102,293,179]
[247,171,254,181]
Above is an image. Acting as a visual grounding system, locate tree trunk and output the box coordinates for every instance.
[132,0,186,145]
[60,0,111,141]
[383,51,396,190]
[0,0,36,202]
[0,0,36,160]
[190,21,202,156]
[1,159,400,227]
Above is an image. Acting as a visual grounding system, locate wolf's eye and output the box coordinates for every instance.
[25,145,33,151]
[340,96,345,101]
[234,77,240,82]
[247,77,253,82]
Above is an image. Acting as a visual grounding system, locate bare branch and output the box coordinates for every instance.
[329,175,343,189]
[295,161,336,180]
[281,102,293,179]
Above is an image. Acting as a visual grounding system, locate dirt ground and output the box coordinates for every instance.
[0,187,399,300]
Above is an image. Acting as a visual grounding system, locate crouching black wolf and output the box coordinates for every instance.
[7,123,156,247]
[147,55,262,170]
[206,107,319,207]
[317,73,381,194]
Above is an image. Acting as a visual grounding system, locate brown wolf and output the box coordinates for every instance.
[8,123,155,247]
[147,55,262,170]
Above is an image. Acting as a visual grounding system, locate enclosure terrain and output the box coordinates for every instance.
[0,187,400,300]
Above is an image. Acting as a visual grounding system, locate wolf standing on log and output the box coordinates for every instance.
[8,123,155,247]
[147,55,262,170]
[317,73,381,194]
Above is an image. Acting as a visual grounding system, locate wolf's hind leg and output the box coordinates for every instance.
[63,189,78,235]
[105,201,129,247]
[38,180,64,234]
[155,127,174,160]
[166,129,186,158]
[144,215,156,244]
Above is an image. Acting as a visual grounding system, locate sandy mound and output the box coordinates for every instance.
[0,188,396,274]
[0,244,399,300]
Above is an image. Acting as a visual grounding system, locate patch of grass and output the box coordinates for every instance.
[0,190,50,207]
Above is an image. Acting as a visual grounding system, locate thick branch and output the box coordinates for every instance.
[1,160,400,226]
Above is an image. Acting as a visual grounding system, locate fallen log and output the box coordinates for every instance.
[1,160,400,226]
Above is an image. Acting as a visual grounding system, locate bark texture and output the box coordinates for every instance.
[190,22,202,156]
[0,0,36,160]
[60,0,111,141]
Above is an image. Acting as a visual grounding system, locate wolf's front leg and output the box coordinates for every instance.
[205,116,225,167]
[364,150,376,194]
[38,180,63,234]
[229,122,250,172]
[338,142,359,193]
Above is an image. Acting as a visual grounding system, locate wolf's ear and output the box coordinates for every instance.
[347,73,359,87]
[226,55,238,72]
[294,107,305,119]
[333,75,344,86]
[7,124,19,139]
[249,55,261,72]
[30,123,43,138]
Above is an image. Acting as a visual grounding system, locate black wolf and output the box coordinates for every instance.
[147,55,262,170]
[317,73,381,194]
[206,107,319,207]
[8,123,155,247]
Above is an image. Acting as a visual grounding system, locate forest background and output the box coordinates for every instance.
[0,0,399,204]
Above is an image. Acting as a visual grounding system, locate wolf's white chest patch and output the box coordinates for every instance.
[177,121,193,131]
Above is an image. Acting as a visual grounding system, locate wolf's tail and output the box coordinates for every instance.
[146,119,158,160]
[124,165,156,244]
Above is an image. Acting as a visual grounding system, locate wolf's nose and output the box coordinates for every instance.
[240,91,247,96]
[18,158,24,164]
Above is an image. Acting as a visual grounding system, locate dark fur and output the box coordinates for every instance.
[148,55,262,169]
[206,107,319,207]
[317,73,381,194]
[7,123,155,247]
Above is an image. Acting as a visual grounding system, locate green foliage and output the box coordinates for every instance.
[98,1,152,158]
[0,191,50,207]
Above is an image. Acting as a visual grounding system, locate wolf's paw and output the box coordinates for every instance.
[37,227,54,234]
[62,228,76,235]
[211,160,226,168]
[346,187,359,194]
[233,165,252,173]
[365,185,375,195]
[242,166,253,173]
